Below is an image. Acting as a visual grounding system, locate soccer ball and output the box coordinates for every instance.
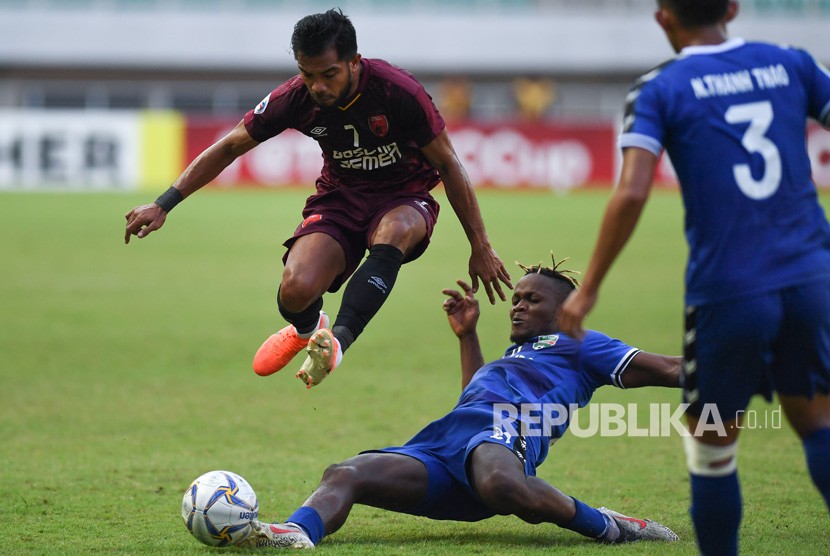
[181,470,259,547]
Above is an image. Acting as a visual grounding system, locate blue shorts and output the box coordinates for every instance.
[683,280,830,419]
[363,404,542,522]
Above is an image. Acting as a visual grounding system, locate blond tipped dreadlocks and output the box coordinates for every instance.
[516,252,581,290]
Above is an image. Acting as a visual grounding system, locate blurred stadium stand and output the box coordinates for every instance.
[1,0,829,120]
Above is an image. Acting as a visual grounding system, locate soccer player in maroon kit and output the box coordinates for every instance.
[124,9,512,388]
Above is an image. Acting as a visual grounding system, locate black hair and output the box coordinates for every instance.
[517,254,580,305]
[291,8,358,61]
[657,0,730,28]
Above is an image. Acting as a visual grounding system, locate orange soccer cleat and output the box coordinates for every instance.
[252,311,329,376]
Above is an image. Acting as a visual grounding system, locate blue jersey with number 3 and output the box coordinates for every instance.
[621,38,830,305]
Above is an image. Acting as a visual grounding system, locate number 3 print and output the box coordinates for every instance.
[724,100,782,200]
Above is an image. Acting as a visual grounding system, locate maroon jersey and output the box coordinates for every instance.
[244,58,445,194]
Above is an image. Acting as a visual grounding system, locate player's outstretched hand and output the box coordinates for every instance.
[557,288,596,340]
[442,280,480,338]
[124,203,167,244]
[468,246,512,305]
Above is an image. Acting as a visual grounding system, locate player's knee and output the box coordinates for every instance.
[320,462,358,487]
[475,468,528,515]
[372,218,424,254]
[683,435,738,476]
[278,272,319,313]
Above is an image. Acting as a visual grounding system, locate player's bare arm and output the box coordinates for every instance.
[619,352,682,389]
[557,147,658,336]
[442,279,485,389]
[420,130,512,304]
[124,121,259,244]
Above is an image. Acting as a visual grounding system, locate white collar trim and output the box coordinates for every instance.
[680,37,745,57]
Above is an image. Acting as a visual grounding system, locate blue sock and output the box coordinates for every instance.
[689,472,741,556]
[286,506,325,545]
[803,427,830,510]
[563,498,612,539]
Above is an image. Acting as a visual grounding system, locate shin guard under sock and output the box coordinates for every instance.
[277,289,323,336]
[689,472,741,556]
[333,244,404,351]
[803,427,830,509]
[563,498,614,540]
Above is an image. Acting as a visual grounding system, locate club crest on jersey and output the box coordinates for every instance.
[254,94,270,114]
[532,334,559,350]
[301,214,323,228]
[368,114,389,137]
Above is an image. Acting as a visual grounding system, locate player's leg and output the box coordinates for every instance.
[467,442,677,542]
[773,281,830,510]
[247,453,428,548]
[681,296,778,556]
[299,202,432,387]
[779,394,830,510]
[279,233,347,313]
[468,442,576,524]
[684,412,743,555]
[331,204,426,351]
[252,233,346,376]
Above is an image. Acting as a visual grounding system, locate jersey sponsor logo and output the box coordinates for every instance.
[368,114,389,137]
[310,126,328,137]
[532,334,559,350]
[301,214,323,228]
[254,94,270,114]
[333,142,402,171]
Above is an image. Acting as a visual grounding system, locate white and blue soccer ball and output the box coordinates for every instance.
[181,470,258,547]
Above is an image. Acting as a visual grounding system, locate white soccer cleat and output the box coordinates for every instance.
[235,520,314,549]
[597,507,679,543]
[296,328,341,388]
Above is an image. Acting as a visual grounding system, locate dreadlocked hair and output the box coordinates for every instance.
[516,253,581,292]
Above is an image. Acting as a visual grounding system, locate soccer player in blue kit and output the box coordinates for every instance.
[237,262,681,548]
[123,9,511,388]
[558,1,830,554]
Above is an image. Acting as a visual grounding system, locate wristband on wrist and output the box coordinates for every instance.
[155,186,184,212]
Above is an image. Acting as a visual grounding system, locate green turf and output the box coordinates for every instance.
[1,188,828,554]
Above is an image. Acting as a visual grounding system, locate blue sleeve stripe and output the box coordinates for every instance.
[611,348,641,389]
[618,132,662,156]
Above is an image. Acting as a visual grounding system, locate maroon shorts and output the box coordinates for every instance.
[282,187,440,292]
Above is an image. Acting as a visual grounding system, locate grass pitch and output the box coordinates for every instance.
[1,188,828,554]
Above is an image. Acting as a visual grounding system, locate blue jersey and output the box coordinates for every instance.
[458,331,638,441]
[621,38,830,305]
